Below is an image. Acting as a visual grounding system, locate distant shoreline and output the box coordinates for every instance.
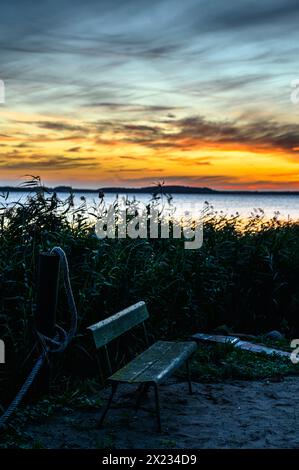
[1,185,299,196]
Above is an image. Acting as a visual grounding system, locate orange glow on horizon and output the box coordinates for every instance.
[1,111,299,190]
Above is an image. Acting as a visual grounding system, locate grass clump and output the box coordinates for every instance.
[186,344,299,382]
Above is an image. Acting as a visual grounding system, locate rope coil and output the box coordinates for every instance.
[0,247,77,429]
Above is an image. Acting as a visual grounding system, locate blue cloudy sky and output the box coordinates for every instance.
[1,0,299,189]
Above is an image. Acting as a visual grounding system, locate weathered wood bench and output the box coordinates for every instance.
[87,301,197,431]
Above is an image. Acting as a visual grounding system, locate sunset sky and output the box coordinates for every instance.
[1,0,299,189]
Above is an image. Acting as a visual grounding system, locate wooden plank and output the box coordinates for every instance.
[235,340,291,358]
[109,341,172,383]
[109,340,197,384]
[138,341,197,383]
[87,301,149,348]
[191,333,291,359]
[191,333,240,345]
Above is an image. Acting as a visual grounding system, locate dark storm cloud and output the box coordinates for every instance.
[178,74,272,98]
[16,143,33,148]
[168,156,212,166]
[0,153,98,170]
[197,0,299,30]
[88,114,299,153]
[106,115,299,153]
[0,0,184,113]
[0,0,180,67]
[123,124,161,134]
[1,0,297,115]
[119,155,140,160]
[32,121,88,133]
[84,102,181,113]
[1,1,297,70]
[173,116,299,152]
[9,110,299,156]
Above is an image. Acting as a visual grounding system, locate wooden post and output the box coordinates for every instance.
[34,252,60,397]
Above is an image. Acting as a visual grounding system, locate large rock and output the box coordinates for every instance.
[212,325,231,335]
[264,330,284,341]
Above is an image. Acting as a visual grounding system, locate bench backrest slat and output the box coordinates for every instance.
[87,301,149,349]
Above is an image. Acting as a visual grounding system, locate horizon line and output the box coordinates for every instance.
[1,184,299,195]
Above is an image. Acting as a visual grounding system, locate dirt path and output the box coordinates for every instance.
[24,376,299,449]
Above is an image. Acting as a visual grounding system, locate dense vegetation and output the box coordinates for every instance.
[1,181,299,407]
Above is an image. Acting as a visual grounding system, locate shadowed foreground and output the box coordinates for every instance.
[23,377,299,449]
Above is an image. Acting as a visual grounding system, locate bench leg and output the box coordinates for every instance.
[153,383,162,433]
[98,382,118,428]
[186,359,193,395]
[135,383,149,412]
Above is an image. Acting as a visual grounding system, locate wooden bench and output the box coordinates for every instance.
[87,301,197,431]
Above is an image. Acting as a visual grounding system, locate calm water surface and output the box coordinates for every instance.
[3,191,299,221]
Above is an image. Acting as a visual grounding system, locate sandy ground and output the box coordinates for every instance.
[24,376,299,449]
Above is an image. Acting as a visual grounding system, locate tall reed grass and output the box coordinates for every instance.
[1,181,299,404]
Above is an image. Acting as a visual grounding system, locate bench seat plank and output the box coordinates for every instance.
[108,340,197,384]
